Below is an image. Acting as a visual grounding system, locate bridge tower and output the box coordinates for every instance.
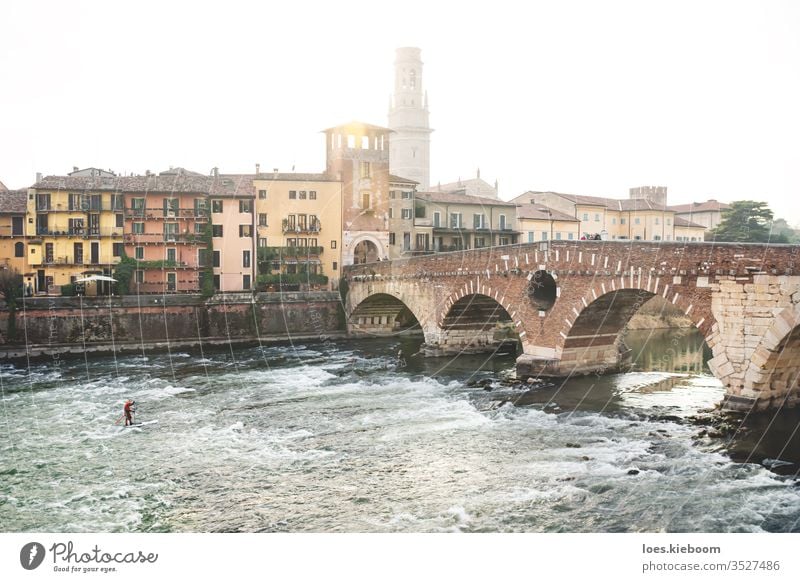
[388,47,432,190]
[325,121,394,265]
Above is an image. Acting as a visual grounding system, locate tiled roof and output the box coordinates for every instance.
[514,190,672,212]
[416,190,517,207]
[0,180,7,193]
[669,199,731,213]
[322,120,394,133]
[32,172,256,196]
[516,204,579,222]
[673,215,706,228]
[0,189,27,213]
[254,172,338,182]
[435,177,496,193]
[389,174,418,185]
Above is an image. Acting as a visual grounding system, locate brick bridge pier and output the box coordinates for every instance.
[343,241,800,412]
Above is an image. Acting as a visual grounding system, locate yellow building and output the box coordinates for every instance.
[26,176,124,294]
[674,216,707,242]
[516,204,580,242]
[0,187,29,285]
[512,190,706,242]
[253,173,342,290]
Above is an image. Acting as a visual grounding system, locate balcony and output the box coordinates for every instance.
[135,260,199,270]
[124,232,206,245]
[42,255,118,266]
[127,208,208,220]
[35,228,124,238]
[281,218,321,234]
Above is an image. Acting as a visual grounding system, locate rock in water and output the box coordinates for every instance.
[762,458,794,469]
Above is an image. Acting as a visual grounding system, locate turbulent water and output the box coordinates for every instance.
[2,329,800,533]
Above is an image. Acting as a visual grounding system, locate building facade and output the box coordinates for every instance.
[209,174,255,292]
[0,188,28,282]
[516,204,581,242]
[668,199,730,232]
[387,175,418,258]
[26,175,125,294]
[253,173,342,290]
[387,47,432,190]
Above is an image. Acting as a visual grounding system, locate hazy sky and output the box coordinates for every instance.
[2,1,798,223]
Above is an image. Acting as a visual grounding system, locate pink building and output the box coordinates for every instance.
[209,174,255,292]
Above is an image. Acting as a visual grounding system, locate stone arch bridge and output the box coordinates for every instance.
[343,241,800,412]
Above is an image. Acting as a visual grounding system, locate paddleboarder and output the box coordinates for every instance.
[123,399,136,426]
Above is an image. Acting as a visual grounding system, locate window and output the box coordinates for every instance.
[449,213,462,229]
[11,216,22,235]
[347,135,355,148]
[135,247,144,260]
[195,223,205,234]
[568,233,574,240]
[198,249,208,267]
[433,212,441,228]
[654,235,662,241]
[475,237,486,248]
[655,217,660,225]
[113,243,123,257]
[14,242,24,257]
[132,197,145,215]
[361,192,371,209]
[635,217,641,225]
[473,214,485,229]
[582,213,589,221]
[258,237,267,247]
[499,214,507,230]
[163,198,179,217]
[361,136,369,149]
[401,190,412,199]
[194,198,208,216]
[213,275,220,290]
[541,232,548,241]
[258,190,267,199]
[166,248,177,263]
[289,191,297,199]
[403,232,411,251]
[164,222,179,242]
[212,200,223,213]
[69,193,81,211]
[594,213,600,222]
[36,193,51,210]
[360,162,371,179]
[389,232,396,245]
[388,208,394,219]
[243,275,251,290]
[115,214,123,228]
[239,225,252,237]
[299,191,307,200]
[73,242,83,265]
[68,218,84,234]
[332,262,338,271]
[556,232,562,240]
[112,194,124,211]
[401,208,412,220]
[331,240,337,249]
[620,218,626,225]
[213,250,221,268]
[286,238,296,247]
[390,191,396,199]
[212,225,223,237]
[612,218,617,225]
[499,237,510,246]
[239,199,252,213]
[309,191,316,200]
[258,213,268,226]
[528,232,534,243]
[243,250,251,268]
[667,218,671,225]
[135,270,144,284]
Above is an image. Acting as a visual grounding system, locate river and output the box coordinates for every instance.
[1,328,799,532]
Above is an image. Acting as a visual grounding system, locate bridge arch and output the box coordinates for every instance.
[348,293,423,337]
[546,274,723,377]
[739,303,800,409]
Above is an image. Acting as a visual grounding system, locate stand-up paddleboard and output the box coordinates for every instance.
[122,420,158,428]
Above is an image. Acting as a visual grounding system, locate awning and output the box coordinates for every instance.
[75,275,117,283]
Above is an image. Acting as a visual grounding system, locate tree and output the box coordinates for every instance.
[112,255,137,295]
[0,269,23,342]
[708,200,783,243]
[771,218,799,244]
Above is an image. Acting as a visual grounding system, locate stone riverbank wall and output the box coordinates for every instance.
[0,292,345,359]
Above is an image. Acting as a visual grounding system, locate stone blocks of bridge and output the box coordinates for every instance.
[345,242,800,412]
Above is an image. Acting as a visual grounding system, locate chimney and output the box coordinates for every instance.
[72,166,78,173]
[255,163,260,175]
[477,168,481,179]
[146,170,151,177]
[36,172,42,183]
[212,167,219,177]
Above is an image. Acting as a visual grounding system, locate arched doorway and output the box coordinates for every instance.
[353,239,379,264]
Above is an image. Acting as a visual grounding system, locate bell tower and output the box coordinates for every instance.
[388,47,432,190]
